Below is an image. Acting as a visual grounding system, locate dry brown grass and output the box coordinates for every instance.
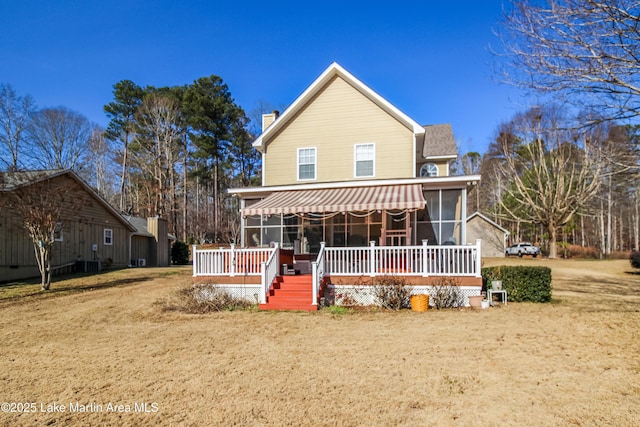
[1,260,639,426]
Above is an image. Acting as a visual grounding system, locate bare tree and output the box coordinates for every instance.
[495,105,604,258]
[86,125,117,201]
[0,84,35,171]
[27,107,92,172]
[499,0,640,124]
[1,172,80,290]
[131,94,181,220]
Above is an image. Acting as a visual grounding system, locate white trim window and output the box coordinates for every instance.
[53,222,63,242]
[297,147,316,181]
[355,143,375,178]
[104,228,113,246]
[420,163,438,177]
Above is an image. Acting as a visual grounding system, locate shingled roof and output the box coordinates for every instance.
[0,169,67,190]
[0,169,136,232]
[421,124,457,159]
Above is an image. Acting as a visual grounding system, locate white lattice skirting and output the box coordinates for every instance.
[331,285,481,307]
[195,284,263,304]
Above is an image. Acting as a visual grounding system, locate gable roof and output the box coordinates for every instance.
[467,212,510,235]
[123,215,177,240]
[0,169,65,190]
[123,215,155,237]
[421,124,458,159]
[253,62,426,152]
[0,169,136,232]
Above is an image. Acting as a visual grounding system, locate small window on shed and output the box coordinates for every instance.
[53,222,63,242]
[104,228,113,246]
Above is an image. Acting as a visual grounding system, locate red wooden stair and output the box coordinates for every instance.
[259,275,317,311]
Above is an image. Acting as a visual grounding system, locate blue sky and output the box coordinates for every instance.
[0,1,528,155]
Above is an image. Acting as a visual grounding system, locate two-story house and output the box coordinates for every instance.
[193,63,482,310]
[230,62,479,251]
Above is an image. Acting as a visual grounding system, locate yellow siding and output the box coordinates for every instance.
[264,76,415,186]
[416,160,451,177]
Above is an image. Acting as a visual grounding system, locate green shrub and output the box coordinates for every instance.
[631,251,640,269]
[482,265,552,303]
[171,241,190,265]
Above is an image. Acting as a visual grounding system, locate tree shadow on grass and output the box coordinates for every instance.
[0,273,157,304]
[49,276,154,293]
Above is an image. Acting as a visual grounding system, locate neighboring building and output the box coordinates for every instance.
[0,170,172,282]
[230,62,480,250]
[125,215,173,267]
[466,212,510,258]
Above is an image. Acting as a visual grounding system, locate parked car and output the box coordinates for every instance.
[505,242,540,258]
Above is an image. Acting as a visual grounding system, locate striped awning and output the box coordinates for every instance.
[242,184,426,216]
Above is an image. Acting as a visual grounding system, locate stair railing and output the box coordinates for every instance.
[260,243,279,304]
[311,242,326,307]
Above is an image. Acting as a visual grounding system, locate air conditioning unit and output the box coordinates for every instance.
[137,258,146,267]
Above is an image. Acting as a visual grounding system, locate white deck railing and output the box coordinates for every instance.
[192,245,274,277]
[324,240,482,277]
[192,239,482,279]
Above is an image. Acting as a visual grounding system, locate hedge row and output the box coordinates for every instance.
[481,266,552,303]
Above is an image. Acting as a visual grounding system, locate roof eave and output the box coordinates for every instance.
[251,62,425,150]
[229,175,481,198]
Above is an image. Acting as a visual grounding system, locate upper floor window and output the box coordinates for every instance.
[354,143,375,178]
[298,147,316,181]
[420,163,438,177]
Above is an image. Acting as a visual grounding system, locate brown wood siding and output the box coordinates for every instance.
[131,235,151,265]
[148,217,169,267]
[264,76,415,186]
[0,173,132,280]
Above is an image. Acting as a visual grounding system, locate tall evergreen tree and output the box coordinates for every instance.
[104,80,144,212]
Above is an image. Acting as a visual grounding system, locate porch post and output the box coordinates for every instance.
[475,239,482,277]
[260,261,267,304]
[422,239,428,277]
[230,243,236,277]
[369,241,376,277]
[192,245,198,277]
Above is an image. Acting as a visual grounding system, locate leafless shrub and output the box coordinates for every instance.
[372,276,413,310]
[162,285,254,313]
[430,277,464,309]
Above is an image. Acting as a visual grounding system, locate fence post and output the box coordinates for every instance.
[260,261,267,304]
[229,244,236,277]
[192,245,198,277]
[369,241,376,277]
[422,240,429,277]
[475,239,482,277]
